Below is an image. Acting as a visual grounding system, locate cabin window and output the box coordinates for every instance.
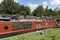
[12,22,32,30]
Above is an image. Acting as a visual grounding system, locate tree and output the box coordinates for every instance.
[24,6,31,15]
[44,6,56,16]
[0,0,19,14]
[19,5,31,15]
[0,0,31,15]
[32,5,56,17]
[54,5,60,16]
[44,6,49,16]
[32,5,44,17]
[0,0,21,15]
[48,8,56,16]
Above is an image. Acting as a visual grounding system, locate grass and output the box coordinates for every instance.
[1,28,60,40]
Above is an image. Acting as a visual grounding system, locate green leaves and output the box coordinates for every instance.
[32,5,44,16]
[0,0,60,18]
[0,0,31,15]
[32,5,57,17]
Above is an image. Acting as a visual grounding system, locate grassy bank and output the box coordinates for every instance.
[1,28,60,40]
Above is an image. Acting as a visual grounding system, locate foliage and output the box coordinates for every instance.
[32,5,57,17]
[32,5,44,16]
[0,0,60,18]
[0,0,31,15]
